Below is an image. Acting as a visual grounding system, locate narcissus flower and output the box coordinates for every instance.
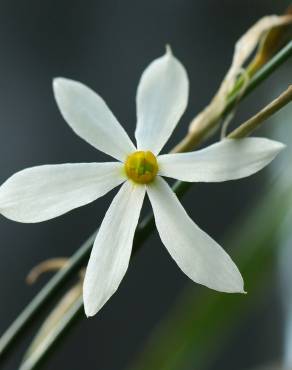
[0,48,284,317]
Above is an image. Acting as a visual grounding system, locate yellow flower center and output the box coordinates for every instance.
[125,151,158,184]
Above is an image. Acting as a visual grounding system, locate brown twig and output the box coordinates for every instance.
[228,85,292,138]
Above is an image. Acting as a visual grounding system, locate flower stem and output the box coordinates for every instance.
[228,85,292,138]
[0,40,291,368]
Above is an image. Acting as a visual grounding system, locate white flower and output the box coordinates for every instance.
[0,48,284,317]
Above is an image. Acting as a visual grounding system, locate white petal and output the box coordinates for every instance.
[83,181,145,317]
[0,162,125,222]
[53,78,136,161]
[147,177,244,293]
[158,138,285,182]
[135,47,189,155]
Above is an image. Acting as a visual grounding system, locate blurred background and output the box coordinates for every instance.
[0,0,291,369]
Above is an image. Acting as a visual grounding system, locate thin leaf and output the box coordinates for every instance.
[21,281,82,366]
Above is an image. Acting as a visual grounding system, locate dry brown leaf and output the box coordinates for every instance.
[26,258,69,284]
[248,6,292,74]
[188,13,292,142]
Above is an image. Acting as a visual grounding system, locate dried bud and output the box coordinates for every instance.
[247,7,292,76]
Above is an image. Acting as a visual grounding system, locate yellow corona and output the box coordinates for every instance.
[125,151,158,184]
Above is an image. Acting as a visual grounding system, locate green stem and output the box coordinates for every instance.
[0,232,96,363]
[225,40,292,113]
[0,40,291,367]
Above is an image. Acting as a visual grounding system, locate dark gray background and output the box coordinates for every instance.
[0,0,290,369]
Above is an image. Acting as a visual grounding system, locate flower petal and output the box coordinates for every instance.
[53,78,136,161]
[83,181,145,317]
[147,176,244,293]
[135,47,189,155]
[0,162,125,222]
[158,138,285,182]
